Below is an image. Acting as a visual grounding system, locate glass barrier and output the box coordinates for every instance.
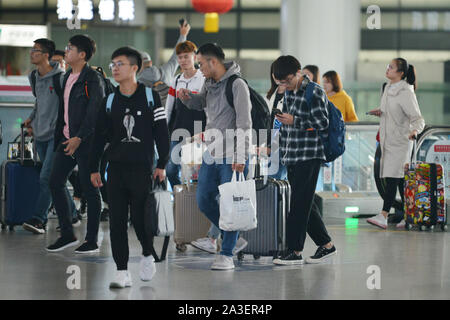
[316,122,379,193]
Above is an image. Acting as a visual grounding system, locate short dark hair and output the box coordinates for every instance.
[323,70,343,93]
[53,50,65,57]
[272,55,301,81]
[196,43,225,62]
[303,65,320,84]
[33,38,55,59]
[69,34,96,61]
[111,46,143,73]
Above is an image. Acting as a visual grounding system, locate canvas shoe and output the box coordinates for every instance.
[305,246,337,264]
[74,241,100,254]
[396,219,406,229]
[273,250,304,265]
[232,237,248,255]
[211,254,235,270]
[109,270,132,289]
[367,213,388,229]
[46,237,79,252]
[139,256,156,281]
[191,237,218,254]
[23,218,46,234]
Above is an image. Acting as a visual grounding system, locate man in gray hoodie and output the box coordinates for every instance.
[178,43,252,270]
[22,39,77,234]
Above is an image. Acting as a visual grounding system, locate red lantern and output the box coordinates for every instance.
[191,0,234,14]
[191,0,234,33]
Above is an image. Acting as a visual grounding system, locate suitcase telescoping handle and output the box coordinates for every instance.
[409,135,418,170]
[20,123,26,164]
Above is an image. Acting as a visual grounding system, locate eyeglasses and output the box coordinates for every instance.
[274,75,295,86]
[65,45,75,52]
[386,64,396,71]
[30,49,44,53]
[109,61,133,70]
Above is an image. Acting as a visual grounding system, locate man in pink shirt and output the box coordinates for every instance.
[47,35,106,253]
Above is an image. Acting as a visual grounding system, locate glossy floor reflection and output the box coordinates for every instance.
[1,216,449,300]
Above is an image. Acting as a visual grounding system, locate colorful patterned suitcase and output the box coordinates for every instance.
[404,162,447,231]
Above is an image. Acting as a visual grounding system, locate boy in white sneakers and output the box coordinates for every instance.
[90,47,170,288]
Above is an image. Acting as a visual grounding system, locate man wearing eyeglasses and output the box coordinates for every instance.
[89,47,170,288]
[46,34,106,254]
[22,38,79,235]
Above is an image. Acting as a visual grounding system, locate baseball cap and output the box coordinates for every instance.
[141,51,151,62]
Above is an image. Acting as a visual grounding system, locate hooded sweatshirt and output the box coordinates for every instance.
[181,61,252,164]
[28,61,64,142]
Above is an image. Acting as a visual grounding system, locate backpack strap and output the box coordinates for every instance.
[106,93,115,112]
[305,81,316,106]
[52,74,62,98]
[145,87,154,109]
[225,74,240,109]
[30,70,37,97]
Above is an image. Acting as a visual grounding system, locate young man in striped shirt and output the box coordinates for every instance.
[89,47,170,288]
[271,56,337,266]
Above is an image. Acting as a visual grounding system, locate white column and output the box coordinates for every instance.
[280,0,361,82]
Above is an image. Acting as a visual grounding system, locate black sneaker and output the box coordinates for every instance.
[74,241,99,254]
[273,250,304,265]
[46,237,79,252]
[56,217,81,232]
[100,208,109,222]
[23,218,46,234]
[306,246,337,264]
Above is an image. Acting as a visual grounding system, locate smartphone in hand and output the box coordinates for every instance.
[179,18,186,26]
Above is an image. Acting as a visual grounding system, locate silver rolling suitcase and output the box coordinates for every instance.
[238,177,290,260]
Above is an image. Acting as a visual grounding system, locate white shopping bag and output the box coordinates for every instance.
[218,171,257,231]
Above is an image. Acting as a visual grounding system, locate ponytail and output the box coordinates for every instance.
[394,58,417,91]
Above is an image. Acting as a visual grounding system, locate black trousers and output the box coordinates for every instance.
[49,143,101,242]
[286,159,332,252]
[107,164,154,270]
[99,156,108,204]
[382,177,404,212]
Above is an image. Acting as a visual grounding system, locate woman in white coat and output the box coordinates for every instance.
[367,58,425,229]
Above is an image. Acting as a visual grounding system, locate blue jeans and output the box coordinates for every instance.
[196,152,248,257]
[208,223,221,239]
[167,141,181,188]
[34,139,76,224]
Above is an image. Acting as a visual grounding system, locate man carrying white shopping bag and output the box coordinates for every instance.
[179,43,252,270]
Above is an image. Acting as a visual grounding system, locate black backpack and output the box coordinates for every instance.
[30,69,62,98]
[225,75,271,145]
[92,66,115,96]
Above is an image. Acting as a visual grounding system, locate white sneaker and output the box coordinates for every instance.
[232,237,248,255]
[396,219,406,229]
[211,254,235,270]
[139,256,156,282]
[367,213,388,229]
[109,270,132,289]
[191,237,217,254]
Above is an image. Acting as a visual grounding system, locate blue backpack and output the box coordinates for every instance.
[106,87,154,112]
[305,82,346,163]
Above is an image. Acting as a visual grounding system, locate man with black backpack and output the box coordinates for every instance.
[270,55,337,266]
[46,34,106,253]
[22,38,78,235]
[178,43,256,270]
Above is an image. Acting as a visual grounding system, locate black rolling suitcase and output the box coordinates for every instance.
[238,167,290,261]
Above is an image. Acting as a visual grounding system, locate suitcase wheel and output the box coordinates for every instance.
[1,224,6,230]
[8,225,14,231]
[441,225,447,232]
[175,243,187,252]
[237,252,244,261]
[405,223,412,231]
[420,225,427,232]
